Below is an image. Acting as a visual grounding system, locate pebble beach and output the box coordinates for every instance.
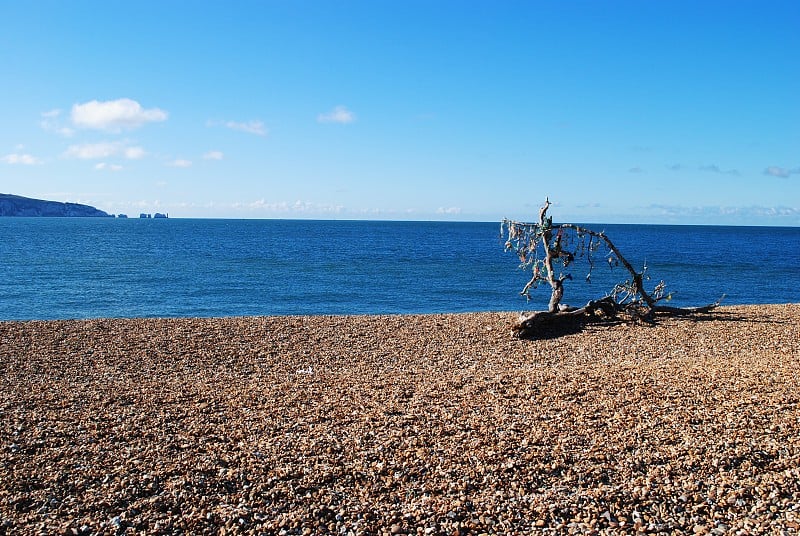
[1,304,799,535]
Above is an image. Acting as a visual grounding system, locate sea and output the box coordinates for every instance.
[1,218,798,321]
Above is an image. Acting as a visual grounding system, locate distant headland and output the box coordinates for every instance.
[0,193,111,217]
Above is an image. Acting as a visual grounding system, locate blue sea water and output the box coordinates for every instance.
[1,218,798,321]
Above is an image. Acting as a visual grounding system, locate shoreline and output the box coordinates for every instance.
[2,302,799,325]
[2,304,799,534]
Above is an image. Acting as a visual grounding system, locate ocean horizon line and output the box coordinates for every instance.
[15,214,798,229]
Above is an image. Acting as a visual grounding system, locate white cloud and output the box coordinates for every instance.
[95,162,123,171]
[63,141,146,160]
[764,165,799,178]
[648,204,800,219]
[317,105,355,124]
[124,146,146,160]
[228,120,266,135]
[40,109,74,136]
[628,167,645,174]
[64,142,118,159]
[2,153,42,165]
[436,206,462,215]
[203,150,224,160]
[209,120,267,136]
[237,199,344,214]
[168,159,192,168]
[71,98,167,132]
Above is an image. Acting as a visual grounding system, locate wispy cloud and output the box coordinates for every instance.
[764,165,799,178]
[1,153,42,165]
[40,109,74,137]
[95,162,123,171]
[436,206,462,215]
[64,143,118,159]
[168,159,192,168]
[209,120,267,136]
[699,164,739,176]
[351,207,418,217]
[71,98,167,132]
[649,203,800,219]
[203,150,224,160]
[628,167,645,174]
[235,199,345,214]
[63,141,146,160]
[318,105,355,124]
[124,147,145,160]
[667,164,684,171]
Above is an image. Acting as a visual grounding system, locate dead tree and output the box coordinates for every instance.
[501,198,722,337]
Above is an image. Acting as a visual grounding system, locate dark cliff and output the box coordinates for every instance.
[0,194,112,217]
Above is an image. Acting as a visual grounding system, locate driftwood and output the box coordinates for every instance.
[502,199,722,338]
[511,296,725,338]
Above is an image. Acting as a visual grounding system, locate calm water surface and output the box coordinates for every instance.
[1,218,798,320]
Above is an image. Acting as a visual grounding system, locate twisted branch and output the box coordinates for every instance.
[502,199,722,338]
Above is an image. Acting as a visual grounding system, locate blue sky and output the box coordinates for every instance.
[1,1,798,224]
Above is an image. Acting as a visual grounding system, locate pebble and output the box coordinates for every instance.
[1,305,799,533]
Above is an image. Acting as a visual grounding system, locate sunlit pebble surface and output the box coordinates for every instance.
[1,305,800,536]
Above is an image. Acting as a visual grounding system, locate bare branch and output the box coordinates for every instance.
[502,199,723,338]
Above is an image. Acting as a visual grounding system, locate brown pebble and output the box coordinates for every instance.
[0,305,798,534]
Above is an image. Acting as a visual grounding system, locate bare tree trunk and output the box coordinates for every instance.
[548,279,564,313]
[538,198,565,313]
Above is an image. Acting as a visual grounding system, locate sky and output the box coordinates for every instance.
[1,1,798,224]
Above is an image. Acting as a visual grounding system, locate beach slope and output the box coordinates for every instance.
[1,305,799,534]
